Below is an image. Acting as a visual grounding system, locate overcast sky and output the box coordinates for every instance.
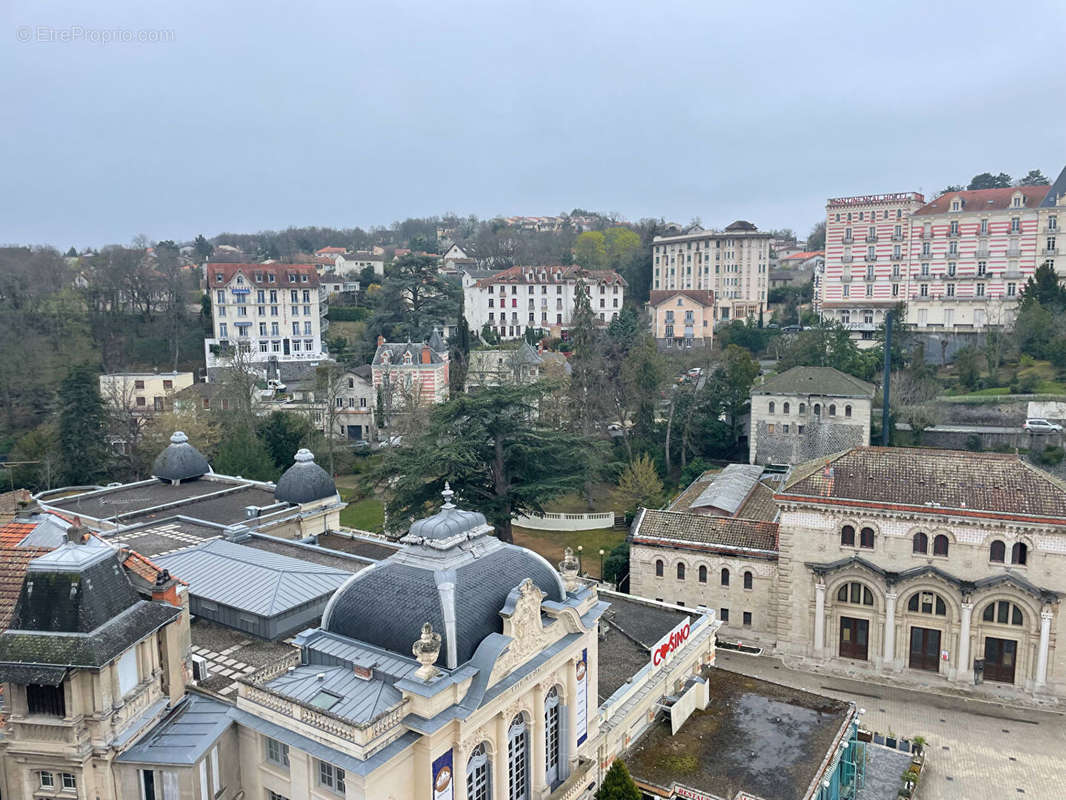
[3,0,1065,249]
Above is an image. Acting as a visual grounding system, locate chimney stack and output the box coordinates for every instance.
[421,346,432,364]
[377,334,385,347]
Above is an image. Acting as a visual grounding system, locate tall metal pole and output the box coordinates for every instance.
[882,311,892,446]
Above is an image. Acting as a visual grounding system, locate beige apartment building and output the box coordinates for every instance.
[651,221,770,323]
[646,290,715,349]
[99,371,195,415]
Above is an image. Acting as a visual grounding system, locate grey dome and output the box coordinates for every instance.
[275,449,337,504]
[152,431,210,482]
[322,490,566,668]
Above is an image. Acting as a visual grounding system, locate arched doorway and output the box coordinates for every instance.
[905,590,948,672]
[835,581,874,661]
[979,599,1026,684]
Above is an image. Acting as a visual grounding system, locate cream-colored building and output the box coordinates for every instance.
[646,290,715,349]
[749,366,875,466]
[651,221,770,323]
[99,371,195,415]
[1039,166,1066,281]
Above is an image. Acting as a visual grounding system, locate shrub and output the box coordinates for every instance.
[965,434,983,452]
[1036,445,1065,466]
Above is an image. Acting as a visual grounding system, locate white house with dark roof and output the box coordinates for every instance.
[371,332,450,417]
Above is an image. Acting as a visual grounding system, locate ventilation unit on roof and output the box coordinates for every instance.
[191,655,210,682]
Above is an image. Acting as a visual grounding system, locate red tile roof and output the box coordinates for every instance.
[207,263,320,288]
[315,247,347,255]
[0,523,35,547]
[913,186,1050,216]
[633,509,779,556]
[648,289,715,308]
[781,250,824,261]
[475,265,627,289]
[0,546,48,630]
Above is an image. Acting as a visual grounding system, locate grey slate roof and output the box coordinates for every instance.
[274,449,337,505]
[265,665,402,725]
[152,431,211,482]
[752,366,875,398]
[154,539,352,616]
[117,694,234,766]
[1041,165,1066,208]
[691,464,765,515]
[323,496,565,668]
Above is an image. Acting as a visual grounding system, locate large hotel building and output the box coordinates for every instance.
[651,220,770,323]
[820,166,1066,345]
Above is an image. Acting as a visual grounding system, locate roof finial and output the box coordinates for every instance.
[441,482,455,509]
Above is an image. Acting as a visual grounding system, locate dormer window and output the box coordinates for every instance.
[268,273,276,283]
[1012,193,1023,208]
[255,271,263,282]
[950,199,961,212]
[215,272,224,283]
[287,273,296,283]
[236,275,244,285]
[403,351,412,364]
[381,351,391,364]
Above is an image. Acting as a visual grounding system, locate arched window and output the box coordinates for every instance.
[829,404,837,416]
[544,687,561,789]
[743,571,753,590]
[907,591,947,616]
[507,715,528,800]
[768,401,775,414]
[933,534,949,557]
[845,405,852,418]
[840,525,855,546]
[836,581,874,606]
[654,559,664,577]
[467,743,491,800]
[814,403,821,416]
[982,600,1024,626]
[799,403,806,414]
[698,565,707,583]
[989,540,1006,563]
[721,568,730,587]
[676,562,685,580]
[783,402,790,414]
[860,527,875,549]
[912,532,928,554]
[1011,542,1028,565]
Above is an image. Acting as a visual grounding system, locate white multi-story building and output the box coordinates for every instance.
[203,263,328,380]
[821,192,926,346]
[464,265,626,341]
[1038,166,1066,282]
[651,221,770,323]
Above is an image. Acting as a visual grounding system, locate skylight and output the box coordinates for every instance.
[308,690,341,711]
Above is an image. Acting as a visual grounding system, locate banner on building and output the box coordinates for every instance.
[576,648,588,745]
[432,748,454,800]
[650,616,691,670]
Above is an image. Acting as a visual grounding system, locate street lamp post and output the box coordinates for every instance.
[577,545,583,575]
[599,548,605,580]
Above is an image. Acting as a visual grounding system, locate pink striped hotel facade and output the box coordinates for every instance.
[819,186,1055,346]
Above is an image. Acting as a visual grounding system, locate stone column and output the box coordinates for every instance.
[814,580,827,657]
[957,602,973,684]
[494,713,508,800]
[883,591,897,668]
[1036,608,1053,689]
[566,658,580,769]
[532,684,547,797]
[453,745,468,800]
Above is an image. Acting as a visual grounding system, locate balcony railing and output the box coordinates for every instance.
[975,249,990,259]
[839,274,853,283]
[915,274,935,281]
[890,253,903,261]
[948,229,961,238]
[840,255,853,263]
[546,757,596,800]
[891,233,905,242]
[867,254,878,261]
[842,235,854,244]
[1007,248,1022,258]
[1043,248,1060,256]
[864,273,876,282]
[866,234,878,243]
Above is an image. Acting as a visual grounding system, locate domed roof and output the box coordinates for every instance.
[321,489,566,668]
[152,431,210,482]
[274,449,337,504]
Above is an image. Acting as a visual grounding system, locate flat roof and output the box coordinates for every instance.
[597,593,691,701]
[49,477,281,526]
[117,693,234,765]
[105,517,223,557]
[627,668,852,800]
[190,618,297,695]
[242,535,374,571]
[316,532,401,561]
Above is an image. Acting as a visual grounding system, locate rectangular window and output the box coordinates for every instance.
[947,284,955,297]
[720,608,729,623]
[743,612,752,627]
[210,746,220,795]
[318,761,346,794]
[118,648,138,696]
[842,285,850,298]
[265,736,290,768]
[977,283,985,297]
[40,771,55,789]
[920,284,928,297]
[1008,282,1017,297]
[140,770,155,800]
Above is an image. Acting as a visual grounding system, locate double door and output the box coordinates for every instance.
[839,616,869,661]
[984,637,1017,684]
[908,626,941,672]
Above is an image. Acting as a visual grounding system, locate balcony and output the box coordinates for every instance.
[975,249,990,259]
[890,253,903,261]
[1005,269,1023,279]
[547,757,596,800]
[839,273,853,283]
[842,235,854,244]
[1007,248,1022,258]
[319,301,329,316]
[840,255,853,263]
[843,321,877,332]
[948,229,961,238]
[915,273,935,281]
[1043,248,1060,257]
[866,234,878,243]
[867,254,878,261]
[891,233,905,242]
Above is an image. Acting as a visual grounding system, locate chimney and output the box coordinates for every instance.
[151,568,181,606]
[421,346,432,364]
[65,516,88,545]
[377,334,385,347]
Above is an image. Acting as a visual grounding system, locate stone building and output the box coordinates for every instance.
[749,366,875,466]
[646,290,715,349]
[464,343,544,391]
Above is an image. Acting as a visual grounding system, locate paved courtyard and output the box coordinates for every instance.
[716,650,1066,800]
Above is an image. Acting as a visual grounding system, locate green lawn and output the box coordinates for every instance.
[511,526,626,580]
[541,483,622,514]
[339,495,385,533]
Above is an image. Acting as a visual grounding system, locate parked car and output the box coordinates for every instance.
[1023,418,1063,433]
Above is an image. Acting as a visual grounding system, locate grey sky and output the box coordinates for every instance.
[3,0,1065,249]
